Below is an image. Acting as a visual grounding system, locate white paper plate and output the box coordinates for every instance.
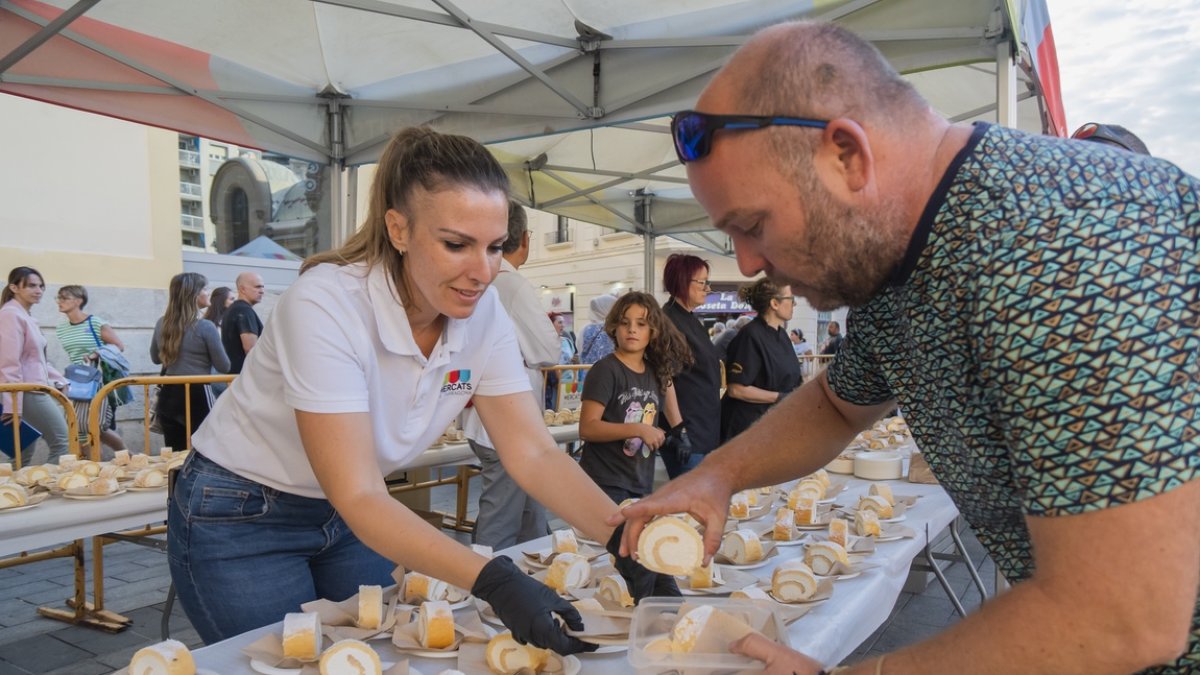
[126,484,168,492]
[396,625,496,659]
[717,558,773,571]
[585,642,628,655]
[249,660,399,674]
[397,595,472,612]
[63,488,127,500]
[816,570,862,581]
[764,589,831,606]
[758,534,806,547]
[0,492,48,513]
[249,660,301,675]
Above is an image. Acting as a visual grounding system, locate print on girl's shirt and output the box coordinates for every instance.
[622,401,658,457]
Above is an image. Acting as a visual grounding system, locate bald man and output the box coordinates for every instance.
[221,272,265,374]
[616,21,1200,675]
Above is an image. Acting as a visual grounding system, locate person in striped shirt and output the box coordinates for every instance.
[55,284,128,458]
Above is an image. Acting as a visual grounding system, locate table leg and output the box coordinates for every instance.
[34,539,130,632]
[919,529,969,618]
[948,518,989,601]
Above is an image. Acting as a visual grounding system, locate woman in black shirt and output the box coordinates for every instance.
[720,278,802,441]
[660,254,723,477]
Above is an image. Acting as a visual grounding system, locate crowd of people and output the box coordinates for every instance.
[3,17,1195,674]
[0,266,266,463]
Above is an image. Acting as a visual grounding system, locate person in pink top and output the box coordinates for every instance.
[0,266,70,465]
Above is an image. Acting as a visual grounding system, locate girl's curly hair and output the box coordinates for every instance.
[604,291,694,390]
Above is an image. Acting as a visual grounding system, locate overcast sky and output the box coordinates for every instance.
[1048,0,1200,177]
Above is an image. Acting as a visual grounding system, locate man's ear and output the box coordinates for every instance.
[815,118,873,195]
[384,208,410,253]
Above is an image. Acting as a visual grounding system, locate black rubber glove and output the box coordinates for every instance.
[471,556,597,655]
[606,522,681,602]
[667,423,693,467]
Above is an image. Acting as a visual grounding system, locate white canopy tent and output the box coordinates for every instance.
[0,0,1065,283]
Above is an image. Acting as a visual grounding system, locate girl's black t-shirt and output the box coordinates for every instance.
[578,354,662,495]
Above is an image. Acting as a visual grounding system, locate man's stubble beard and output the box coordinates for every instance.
[771,173,910,312]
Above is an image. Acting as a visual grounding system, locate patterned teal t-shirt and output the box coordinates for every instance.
[827,123,1199,673]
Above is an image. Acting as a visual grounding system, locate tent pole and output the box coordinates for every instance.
[324,94,351,247]
[643,232,655,295]
[635,188,655,294]
[996,40,1018,128]
[345,165,359,238]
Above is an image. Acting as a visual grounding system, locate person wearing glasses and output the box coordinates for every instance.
[616,21,1200,675]
[719,277,801,443]
[660,253,722,477]
[54,284,129,458]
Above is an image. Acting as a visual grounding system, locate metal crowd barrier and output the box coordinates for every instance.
[87,374,235,454]
[799,353,835,381]
[0,383,99,627]
[2,382,83,467]
[84,374,234,630]
[0,375,233,632]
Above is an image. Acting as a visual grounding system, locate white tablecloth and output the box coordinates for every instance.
[0,488,167,557]
[402,424,580,470]
[192,475,958,673]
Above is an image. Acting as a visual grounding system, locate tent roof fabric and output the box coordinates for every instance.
[0,0,1061,251]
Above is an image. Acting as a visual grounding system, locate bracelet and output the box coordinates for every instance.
[875,655,887,675]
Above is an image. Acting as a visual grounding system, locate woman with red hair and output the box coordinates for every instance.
[660,254,722,477]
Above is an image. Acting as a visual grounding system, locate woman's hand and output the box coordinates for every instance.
[607,462,735,563]
[471,556,598,655]
[729,633,826,674]
[636,424,666,451]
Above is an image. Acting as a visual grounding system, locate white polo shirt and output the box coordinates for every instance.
[193,262,530,498]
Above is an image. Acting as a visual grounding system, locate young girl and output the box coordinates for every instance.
[578,292,693,502]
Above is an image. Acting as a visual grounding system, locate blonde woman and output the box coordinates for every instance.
[149,272,229,451]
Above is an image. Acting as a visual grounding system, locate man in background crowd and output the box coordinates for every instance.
[463,202,560,548]
[221,272,265,374]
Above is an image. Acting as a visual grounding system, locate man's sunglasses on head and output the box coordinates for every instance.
[670,110,829,164]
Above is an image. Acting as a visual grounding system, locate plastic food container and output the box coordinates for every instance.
[853,451,903,480]
[628,597,788,674]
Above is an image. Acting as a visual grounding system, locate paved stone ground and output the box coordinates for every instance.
[0,473,994,674]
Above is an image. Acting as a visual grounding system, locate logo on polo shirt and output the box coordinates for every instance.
[441,369,473,395]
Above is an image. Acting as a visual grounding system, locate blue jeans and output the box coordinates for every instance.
[168,451,395,644]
